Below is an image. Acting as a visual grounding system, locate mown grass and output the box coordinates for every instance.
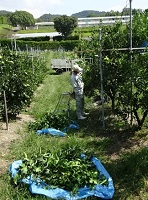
[0,23,96,38]
[18,26,56,34]
[17,27,96,38]
[0,70,147,200]
[0,24,13,37]
[28,71,74,118]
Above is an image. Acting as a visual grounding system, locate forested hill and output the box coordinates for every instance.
[0,10,12,16]
[39,13,61,22]
[0,9,106,22]
[0,8,138,22]
[37,9,132,21]
[71,10,106,18]
[39,10,107,21]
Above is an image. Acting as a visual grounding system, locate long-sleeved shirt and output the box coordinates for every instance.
[71,72,84,95]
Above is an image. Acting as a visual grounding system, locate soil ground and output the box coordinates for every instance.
[0,114,34,174]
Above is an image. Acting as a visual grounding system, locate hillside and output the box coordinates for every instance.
[0,10,106,21]
[0,9,109,22]
[0,10,12,16]
[0,8,142,22]
[39,10,107,21]
[39,13,61,22]
[71,10,106,18]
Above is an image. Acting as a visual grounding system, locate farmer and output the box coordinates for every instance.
[70,64,89,120]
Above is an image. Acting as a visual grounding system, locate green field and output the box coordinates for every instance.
[0,23,96,38]
[18,26,56,34]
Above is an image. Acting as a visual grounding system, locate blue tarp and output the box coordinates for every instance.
[141,41,148,47]
[63,121,79,132]
[9,157,115,199]
[36,128,66,137]
[36,121,79,136]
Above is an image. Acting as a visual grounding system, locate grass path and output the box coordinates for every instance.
[28,72,73,118]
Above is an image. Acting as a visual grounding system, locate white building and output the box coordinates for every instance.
[77,15,130,27]
[35,15,130,28]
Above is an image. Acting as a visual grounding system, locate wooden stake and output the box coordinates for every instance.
[3,90,9,130]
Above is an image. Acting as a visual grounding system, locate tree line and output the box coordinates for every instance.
[0,10,78,38]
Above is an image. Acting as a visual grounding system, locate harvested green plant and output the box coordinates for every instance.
[28,112,70,131]
[11,146,108,195]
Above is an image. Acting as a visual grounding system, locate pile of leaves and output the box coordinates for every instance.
[28,112,70,131]
[12,146,108,195]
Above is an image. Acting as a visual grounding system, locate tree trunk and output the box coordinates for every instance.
[133,109,148,129]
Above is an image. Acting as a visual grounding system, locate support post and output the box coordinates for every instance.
[99,29,105,130]
[129,0,133,125]
[3,90,9,130]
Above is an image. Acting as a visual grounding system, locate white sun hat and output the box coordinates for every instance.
[72,64,83,72]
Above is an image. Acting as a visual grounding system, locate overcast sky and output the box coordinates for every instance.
[0,0,147,18]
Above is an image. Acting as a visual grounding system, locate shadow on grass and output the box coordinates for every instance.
[105,146,148,199]
[72,107,145,157]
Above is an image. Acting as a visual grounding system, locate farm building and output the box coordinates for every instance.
[35,15,131,28]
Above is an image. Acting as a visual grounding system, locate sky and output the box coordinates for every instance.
[0,0,148,18]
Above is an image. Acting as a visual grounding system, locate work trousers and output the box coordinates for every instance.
[75,93,84,118]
